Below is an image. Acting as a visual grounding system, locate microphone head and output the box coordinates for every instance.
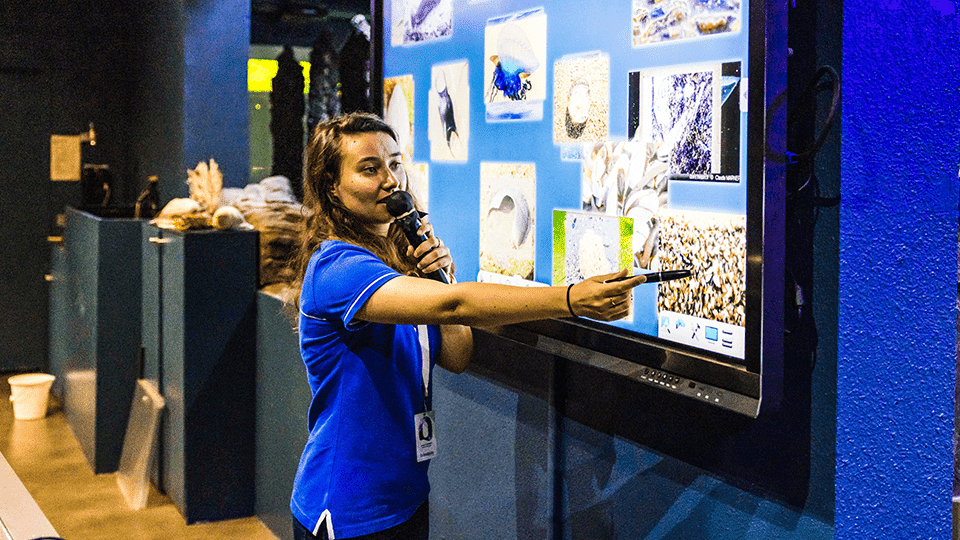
[382,190,415,218]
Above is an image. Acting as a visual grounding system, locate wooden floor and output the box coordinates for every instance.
[0,373,278,540]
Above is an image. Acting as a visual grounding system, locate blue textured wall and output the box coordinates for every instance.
[837,0,959,537]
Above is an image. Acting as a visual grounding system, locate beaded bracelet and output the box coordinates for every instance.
[566,283,578,317]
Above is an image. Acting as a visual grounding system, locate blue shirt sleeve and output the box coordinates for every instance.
[300,241,402,329]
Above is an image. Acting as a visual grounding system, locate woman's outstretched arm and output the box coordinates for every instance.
[355,269,646,328]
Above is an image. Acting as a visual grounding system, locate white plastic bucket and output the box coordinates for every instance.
[8,373,55,420]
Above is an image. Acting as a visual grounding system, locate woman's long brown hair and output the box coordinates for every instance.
[287,112,425,315]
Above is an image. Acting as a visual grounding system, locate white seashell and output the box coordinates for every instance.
[212,205,247,230]
[487,188,531,248]
[566,80,591,125]
[158,197,201,218]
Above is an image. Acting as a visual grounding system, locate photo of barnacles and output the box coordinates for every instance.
[429,61,469,161]
[656,209,745,326]
[552,210,633,285]
[479,163,536,281]
[553,52,610,144]
[581,140,669,269]
[631,0,741,46]
[392,0,453,46]
[383,75,415,163]
[484,8,547,122]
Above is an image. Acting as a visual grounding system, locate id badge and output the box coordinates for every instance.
[414,411,437,462]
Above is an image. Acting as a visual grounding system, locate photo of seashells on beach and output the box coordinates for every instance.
[631,0,741,46]
[479,163,536,281]
[484,8,547,121]
[553,53,609,143]
[430,61,469,161]
[405,162,429,212]
[552,211,633,285]
[384,75,415,162]
[657,209,745,326]
[581,140,669,269]
[392,0,452,46]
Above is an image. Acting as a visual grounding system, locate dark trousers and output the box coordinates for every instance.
[293,500,429,540]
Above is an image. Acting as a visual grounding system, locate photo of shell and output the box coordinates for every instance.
[405,162,429,212]
[631,0,741,46]
[479,163,536,281]
[429,61,469,161]
[581,140,669,269]
[484,8,547,122]
[552,211,633,285]
[383,75,415,162]
[553,53,610,144]
[392,0,453,46]
[656,209,745,326]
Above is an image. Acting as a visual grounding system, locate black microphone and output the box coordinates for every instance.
[382,190,450,283]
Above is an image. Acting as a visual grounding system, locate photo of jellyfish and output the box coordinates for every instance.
[479,163,536,281]
[631,0,741,46]
[484,8,547,122]
[383,75,415,162]
[628,64,721,178]
[553,52,610,144]
[391,0,453,46]
[656,209,745,326]
[552,210,633,285]
[429,61,469,161]
[581,140,669,269]
[405,162,429,212]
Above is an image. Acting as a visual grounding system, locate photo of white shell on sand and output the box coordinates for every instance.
[552,211,633,284]
[581,140,669,269]
[429,61,469,161]
[553,52,609,143]
[392,0,453,46]
[656,209,745,326]
[479,163,536,281]
[405,162,429,212]
[484,8,547,122]
[383,75,415,162]
[553,211,635,321]
[631,0,741,46]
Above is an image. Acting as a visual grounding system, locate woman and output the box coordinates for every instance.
[289,112,645,540]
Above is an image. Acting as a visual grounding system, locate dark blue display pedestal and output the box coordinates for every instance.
[142,224,258,524]
[58,207,143,474]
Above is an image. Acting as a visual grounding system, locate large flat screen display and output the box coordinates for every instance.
[381,0,783,416]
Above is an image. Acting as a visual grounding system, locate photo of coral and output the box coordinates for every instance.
[553,53,610,144]
[484,8,547,122]
[552,210,633,285]
[631,0,741,46]
[656,209,745,326]
[383,75,415,162]
[429,61,469,161]
[479,163,536,281]
[581,140,669,269]
[392,0,453,46]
